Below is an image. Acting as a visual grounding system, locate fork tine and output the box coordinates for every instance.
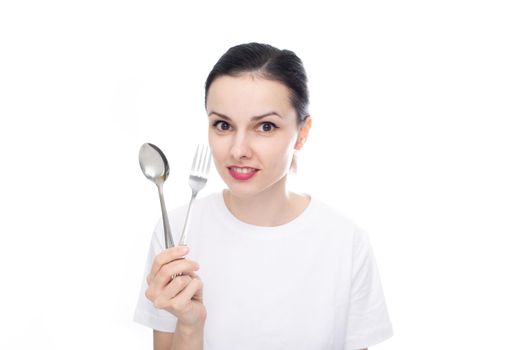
[197,144,205,174]
[196,146,202,174]
[201,145,210,175]
[191,144,200,172]
[205,146,211,175]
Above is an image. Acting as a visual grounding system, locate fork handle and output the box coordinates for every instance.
[178,191,197,246]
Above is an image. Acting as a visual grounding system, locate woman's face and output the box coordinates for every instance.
[206,73,304,198]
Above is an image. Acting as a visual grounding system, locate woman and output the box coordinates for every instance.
[134,43,393,350]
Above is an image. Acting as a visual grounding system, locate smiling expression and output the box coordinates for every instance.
[206,73,305,197]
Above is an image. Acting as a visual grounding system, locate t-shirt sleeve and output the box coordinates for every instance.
[345,228,393,349]
[133,219,178,332]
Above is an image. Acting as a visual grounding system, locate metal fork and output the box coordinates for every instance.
[178,144,212,246]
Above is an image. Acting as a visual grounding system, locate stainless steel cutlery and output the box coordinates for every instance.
[138,143,174,249]
[178,144,212,246]
[139,143,211,250]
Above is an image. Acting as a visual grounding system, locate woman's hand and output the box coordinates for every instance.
[145,245,206,329]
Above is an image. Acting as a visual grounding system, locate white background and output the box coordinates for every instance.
[1,1,524,349]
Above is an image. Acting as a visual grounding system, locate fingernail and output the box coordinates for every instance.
[181,245,189,253]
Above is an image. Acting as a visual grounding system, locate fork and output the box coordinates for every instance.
[178,144,212,246]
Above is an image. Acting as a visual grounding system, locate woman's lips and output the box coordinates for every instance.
[228,167,259,181]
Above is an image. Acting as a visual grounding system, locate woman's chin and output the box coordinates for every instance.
[223,173,288,198]
[226,186,257,198]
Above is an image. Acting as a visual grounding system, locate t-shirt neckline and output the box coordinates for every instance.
[212,189,315,235]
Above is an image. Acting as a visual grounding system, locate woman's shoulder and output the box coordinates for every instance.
[307,193,367,236]
[309,194,357,222]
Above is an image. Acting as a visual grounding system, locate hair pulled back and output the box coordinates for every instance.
[204,42,310,125]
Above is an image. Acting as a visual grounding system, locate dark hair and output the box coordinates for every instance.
[204,42,310,125]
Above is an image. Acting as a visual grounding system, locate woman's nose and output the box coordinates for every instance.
[230,133,252,160]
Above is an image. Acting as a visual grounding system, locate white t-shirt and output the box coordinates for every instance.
[134,191,393,349]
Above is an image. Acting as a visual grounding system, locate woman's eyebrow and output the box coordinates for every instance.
[208,111,283,121]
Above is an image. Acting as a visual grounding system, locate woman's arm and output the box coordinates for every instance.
[171,323,204,349]
[153,325,204,350]
[153,330,172,350]
[154,330,364,350]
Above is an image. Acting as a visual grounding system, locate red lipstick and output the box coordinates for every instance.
[228,166,259,181]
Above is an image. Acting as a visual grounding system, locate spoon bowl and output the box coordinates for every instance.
[139,143,170,184]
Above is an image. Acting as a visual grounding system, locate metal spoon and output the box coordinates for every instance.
[139,143,174,249]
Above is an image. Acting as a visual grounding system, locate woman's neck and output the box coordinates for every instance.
[223,179,310,227]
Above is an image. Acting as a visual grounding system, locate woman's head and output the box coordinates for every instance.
[205,43,312,198]
[205,42,310,126]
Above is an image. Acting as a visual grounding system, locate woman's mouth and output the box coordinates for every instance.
[228,167,259,181]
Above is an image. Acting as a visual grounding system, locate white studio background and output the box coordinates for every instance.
[0,1,524,349]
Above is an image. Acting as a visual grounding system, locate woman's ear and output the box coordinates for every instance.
[294,116,312,150]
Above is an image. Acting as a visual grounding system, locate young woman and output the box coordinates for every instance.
[134,43,393,350]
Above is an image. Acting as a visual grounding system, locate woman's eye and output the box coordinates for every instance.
[213,120,231,131]
[257,122,278,133]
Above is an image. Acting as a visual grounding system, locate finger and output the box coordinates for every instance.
[149,258,200,291]
[171,278,204,311]
[185,270,201,280]
[149,245,189,281]
[147,245,189,285]
[150,271,201,306]
[191,278,204,303]
[152,275,192,309]
[164,274,193,299]
[185,271,203,302]
[181,270,203,301]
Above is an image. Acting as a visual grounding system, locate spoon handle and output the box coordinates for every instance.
[157,183,174,249]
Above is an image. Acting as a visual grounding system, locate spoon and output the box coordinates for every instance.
[139,143,174,249]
